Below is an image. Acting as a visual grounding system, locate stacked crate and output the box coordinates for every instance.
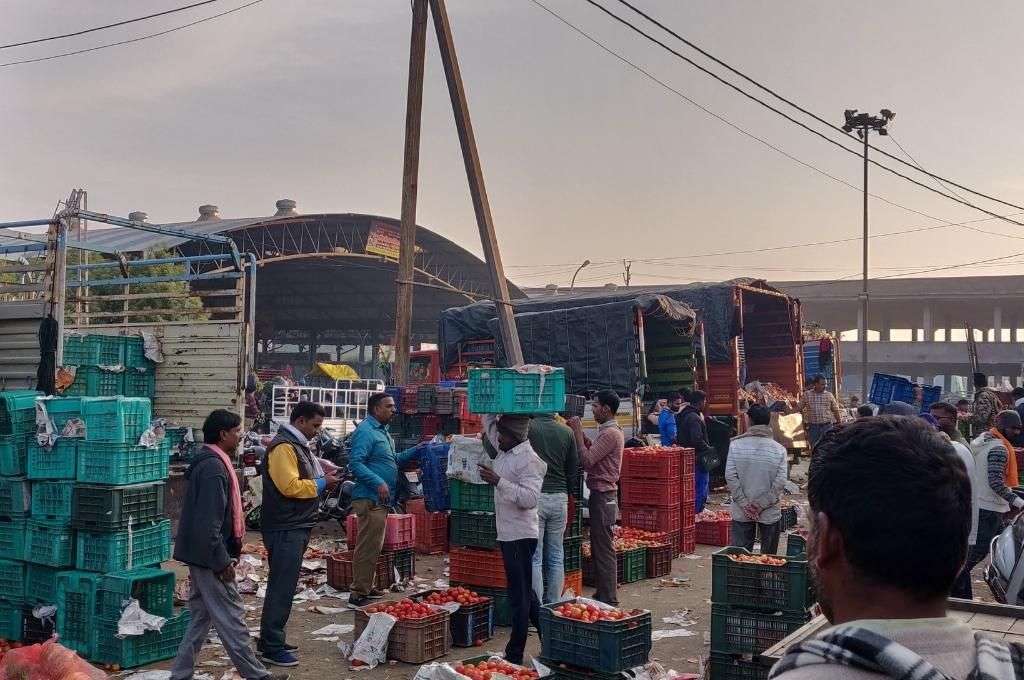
[619,446,694,554]
[62,335,155,399]
[447,477,505,623]
[709,547,814,680]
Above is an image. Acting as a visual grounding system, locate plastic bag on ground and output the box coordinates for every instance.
[348,612,397,669]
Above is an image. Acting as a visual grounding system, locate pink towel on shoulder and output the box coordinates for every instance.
[208,444,245,540]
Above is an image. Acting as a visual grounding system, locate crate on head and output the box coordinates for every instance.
[0,519,26,561]
[449,510,497,549]
[81,396,151,443]
[468,367,566,414]
[711,547,812,613]
[76,520,172,572]
[414,510,448,555]
[696,518,732,546]
[55,571,101,657]
[450,546,506,588]
[869,373,910,406]
[710,603,810,656]
[94,608,191,668]
[30,481,74,521]
[0,391,39,437]
[72,482,165,531]
[77,440,169,485]
[539,603,652,674]
[27,521,75,568]
[97,568,175,620]
[352,605,450,664]
[27,438,77,480]
[63,366,124,398]
[449,479,495,513]
[326,551,394,592]
[0,434,31,477]
[0,559,26,604]
[420,442,450,512]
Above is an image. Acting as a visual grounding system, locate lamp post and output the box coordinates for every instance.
[842,108,894,401]
[570,259,591,289]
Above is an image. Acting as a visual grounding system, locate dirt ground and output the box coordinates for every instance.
[147,488,812,680]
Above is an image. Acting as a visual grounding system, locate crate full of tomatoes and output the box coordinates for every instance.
[539,598,651,674]
[695,509,732,546]
[413,587,494,647]
[451,655,548,680]
[615,527,674,578]
[353,599,450,663]
[711,547,812,613]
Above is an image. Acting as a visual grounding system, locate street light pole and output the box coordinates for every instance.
[842,108,894,402]
[570,259,591,289]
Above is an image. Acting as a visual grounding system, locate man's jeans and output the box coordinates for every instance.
[533,492,568,604]
[259,527,310,655]
[953,508,1004,599]
[498,538,541,665]
[807,423,831,450]
[731,519,782,554]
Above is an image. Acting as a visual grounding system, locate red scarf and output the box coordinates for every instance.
[209,444,245,540]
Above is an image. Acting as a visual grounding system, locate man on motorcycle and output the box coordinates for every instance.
[347,393,423,608]
[258,402,340,668]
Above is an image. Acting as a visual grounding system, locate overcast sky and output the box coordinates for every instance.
[3,0,1024,289]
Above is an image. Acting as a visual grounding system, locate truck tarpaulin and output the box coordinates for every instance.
[442,293,696,395]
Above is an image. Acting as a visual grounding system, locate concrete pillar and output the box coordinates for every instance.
[995,306,1003,343]
[923,306,933,342]
[857,306,864,342]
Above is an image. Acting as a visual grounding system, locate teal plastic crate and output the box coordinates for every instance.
[81,397,151,443]
[36,397,82,435]
[77,440,168,485]
[0,391,39,436]
[0,519,26,561]
[0,559,26,604]
[539,605,652,674]
[124,336,148,369]
[0,434,30,476]
[449,510,498,549]
[27,438,77,480]
[468,368,566,414]
[0,477,30,518]
[63,366,124,398]
[26,521,75,568]
[710,603,809,656]
[73,483,166,531]
[97,568,175,620]
[123,368,156,399]
[448,479,495,513]
[56,571,101,657]
[26,564,68,605]
[94,608,190,668]
[711,547,812,613]
[76,520,171,572]
[30,481,74,521]
[0,602,21,641]
[62,335,125,367]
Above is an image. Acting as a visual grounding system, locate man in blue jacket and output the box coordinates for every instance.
[347,392,422,608]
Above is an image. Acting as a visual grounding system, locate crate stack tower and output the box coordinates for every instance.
[708,546,815,680]
[619,446,696,555]
[63,335,156,399]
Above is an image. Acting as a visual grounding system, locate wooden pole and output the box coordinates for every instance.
[393,0,429,386]
[428,0,524,367]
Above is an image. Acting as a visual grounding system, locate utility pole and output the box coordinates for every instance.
[393,0,429,386]
[841,108,894,401]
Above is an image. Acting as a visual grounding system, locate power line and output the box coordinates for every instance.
[579,0,1024,231]
[611,0,1024,214]
[887,134,971,204]
[0,0,264,68]
[0,0,222,50]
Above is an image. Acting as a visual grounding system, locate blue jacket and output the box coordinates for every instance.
[348,416,420,504]
[658,408,677,445]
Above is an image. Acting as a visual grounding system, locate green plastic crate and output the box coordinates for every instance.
[449,510,497,549]
[123,368,156,399]
[0,477,30,518]
[98,568,175,620]
[0,391,39,436]
[0,559,26,604]
[81,397,151,443]
[0,602,21,641]
[540,658,621,680]
[0,434,30,477]
[786,533,807,558]
[707,652,770,680]
[26,564,68,605]
[55,571,101,657]
[124,336,148,369]
[710,603,809,656]
[539,605,652,674]
[62,335,124,367]
[30,481,75,521]
[566,503,583,537]
[77,440,168,485]
[448,479,495,513]
[76,520,171,572]
[711,547,812,613]
[73,482,165,531]
[563,536,583,573]
[0,519,26,561]
[36,397,82,435]
[63,366,124,398]
[27,438,77,480]
[94,608,190,668]
[457,583,511,627]
[26,521,75,568]
[617,548,646,584]
[468,368,566,414]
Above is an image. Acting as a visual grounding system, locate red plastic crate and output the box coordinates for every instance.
[620,479,680,507]
[346,513,417,551]
[679,447,695,477]
[620,504,681,535]
[450,546,507,588]
[680,525,695,554]
[419,415,442,441]
[696,518,732,546]
[459,420,482,435]
[406,497,426,515]
[326,551,395,591]
[402,386,420,414]
[621,447,681,480]
[414,511,448,555]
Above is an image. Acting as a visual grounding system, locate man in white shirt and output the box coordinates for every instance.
[725,405,788,554]
[930,401,978,600]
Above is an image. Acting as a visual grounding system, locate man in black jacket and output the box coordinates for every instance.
[676,390,714,513]
[171,410,285,680]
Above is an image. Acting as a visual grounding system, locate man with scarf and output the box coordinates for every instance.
[258,401,339,667]
[725,404,788,554]
[172,410,285,680]
[961,409,1024,594]
[769,417,1001,680]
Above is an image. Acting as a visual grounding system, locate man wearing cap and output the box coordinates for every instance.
[480,414,547,666]
[801,374,842,451]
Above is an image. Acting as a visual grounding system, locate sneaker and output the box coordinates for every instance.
[257,642,298,654]
[259,650,299,668]
[349,595,372,608]
[367,590,386,600]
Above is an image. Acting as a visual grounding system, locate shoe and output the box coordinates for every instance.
[349,595,372,608]
[269,674,290,680]
[259,650,299,668]
[257,642,298,654]
[367,589,386,600]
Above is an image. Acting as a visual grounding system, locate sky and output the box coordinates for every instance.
[3,0,1024,290]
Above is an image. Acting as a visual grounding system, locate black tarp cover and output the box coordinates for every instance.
[439,280,753,376]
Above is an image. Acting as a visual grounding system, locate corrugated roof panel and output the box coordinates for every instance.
[81,216,268,253]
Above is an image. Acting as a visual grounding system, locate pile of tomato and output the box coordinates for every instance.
[729,553,787,566]
[453,660,539,680]
[552,601,635,623]
[695,509,731,522]
[420,587,489,607]
[363,598,437,620]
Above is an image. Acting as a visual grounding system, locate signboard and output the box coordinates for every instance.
[365,222,401,259]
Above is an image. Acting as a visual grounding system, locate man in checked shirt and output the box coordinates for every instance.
[801,374,843,452]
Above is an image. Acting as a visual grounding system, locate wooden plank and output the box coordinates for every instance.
[69,290,237,303]
[77,307,240,320]
[0,263,47,274]
[0,283,46,293]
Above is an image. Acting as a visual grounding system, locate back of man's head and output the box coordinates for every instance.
[746,404,771,426]
[809,416,970,618]
[1013,387,1024,401]
[974,372,989,389]
[996,409,1022,433]
[688,390,706,408]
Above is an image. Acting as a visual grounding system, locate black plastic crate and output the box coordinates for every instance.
[72,482,165,531]
[21,605,55,643]
[563,536,582,573]
[385,548,416,582]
